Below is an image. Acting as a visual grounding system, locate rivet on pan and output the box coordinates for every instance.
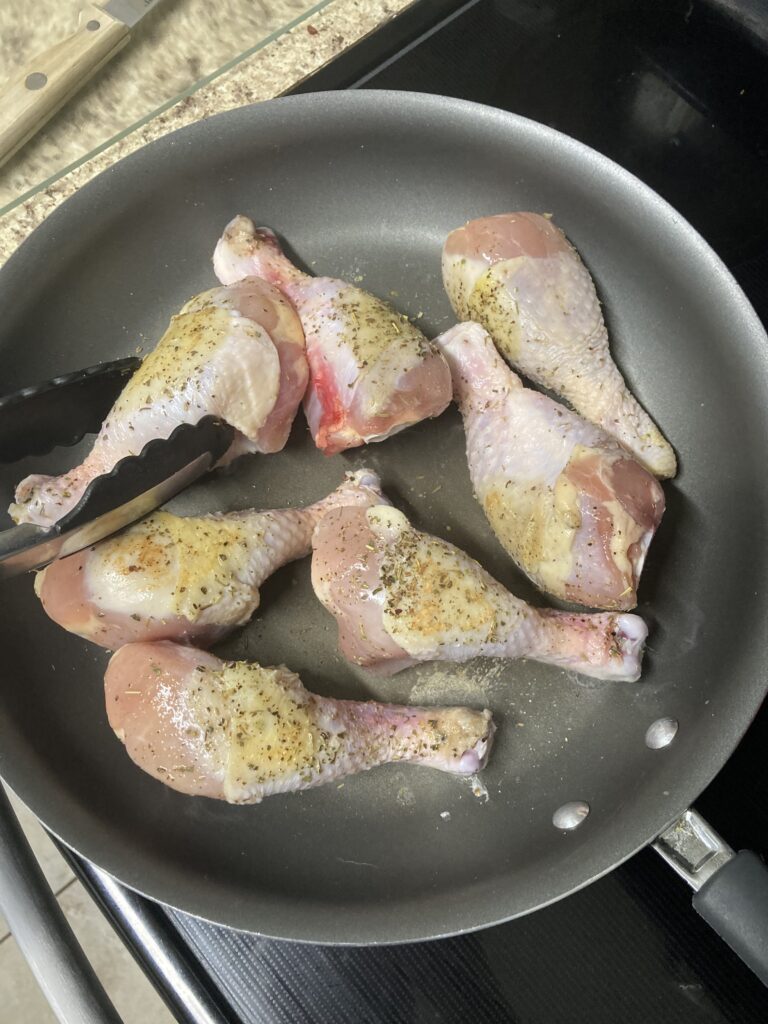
[552,801,590,831]
[645,717,679,750]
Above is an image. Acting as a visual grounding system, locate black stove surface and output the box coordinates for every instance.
[98,2,768,1020]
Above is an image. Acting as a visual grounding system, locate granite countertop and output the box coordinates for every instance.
[0,0,413,264]
[0,0,319,208]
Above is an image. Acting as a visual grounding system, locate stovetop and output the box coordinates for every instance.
[73,2,768,1020]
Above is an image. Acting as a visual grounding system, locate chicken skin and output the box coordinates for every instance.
[214,215,452,455]
[442,213,676,478]
[36,470,385,649]
[312,505,648,682]
[11,277,307,527]
[105,641,495,802]
[435,322,665,609]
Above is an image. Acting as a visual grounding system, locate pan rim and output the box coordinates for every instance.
[1,89,766,944]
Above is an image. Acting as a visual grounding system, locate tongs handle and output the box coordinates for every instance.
[0,357,140,463]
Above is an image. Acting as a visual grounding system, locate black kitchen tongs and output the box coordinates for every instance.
[0,358,234,578]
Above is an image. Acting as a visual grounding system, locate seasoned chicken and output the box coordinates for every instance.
[312,506,648,681]
[442,213,676,478]
[436,323,664,610]
[11,278,307,527]
[36,470,385,649]
[105,641,495,802]
[213,215,452,455]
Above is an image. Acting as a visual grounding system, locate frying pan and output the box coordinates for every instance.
[0,91,767,954]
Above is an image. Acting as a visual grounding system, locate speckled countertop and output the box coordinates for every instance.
[0,0,414,264]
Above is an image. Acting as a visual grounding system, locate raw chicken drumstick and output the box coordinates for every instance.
[106,641,495,803]
[11,278,308,527]
[436,323,665,610]
[312,505,648,682]
[36,470,385,649]
[214,215,452,455]
[442,213,676,478]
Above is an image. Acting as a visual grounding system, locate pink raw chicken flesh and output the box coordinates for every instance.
[213,215,452,455]
[105,641,495,803]
[36,470,385,649]
[435,322,665,610]
[312,505,648,681]
[442,213,676,478]
[10,277,308,527]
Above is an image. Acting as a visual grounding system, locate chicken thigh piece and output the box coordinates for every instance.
[442,213,676,478]
[214,215,452,455]
[106,641,495,803]
[312,506,648,682]
[36,470,385,650]
[436,323,665,610]
[11,277,308,527]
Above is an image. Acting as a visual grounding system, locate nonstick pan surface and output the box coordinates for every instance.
[0,92,767,943]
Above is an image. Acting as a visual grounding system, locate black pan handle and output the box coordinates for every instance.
[654,809,768,985]
[693,851,768,983]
